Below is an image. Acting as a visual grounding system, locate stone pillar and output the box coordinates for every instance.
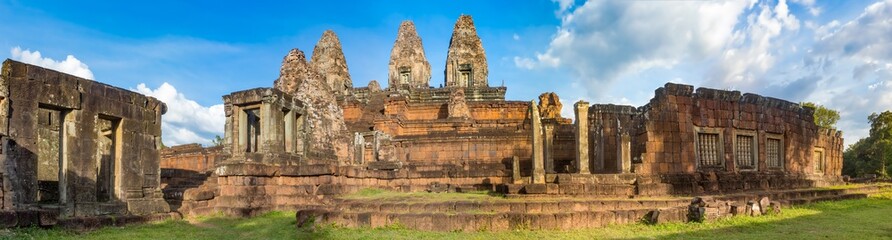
[594,124,604,172]
[575,101,590,174]
[353,133,364,165]
[543,122,554,174]
[619,133,632,173]
[512,156,522,184]
[530,101,545,184]
[259,97,275,154]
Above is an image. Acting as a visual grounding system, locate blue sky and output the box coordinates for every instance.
[2,0,890,147]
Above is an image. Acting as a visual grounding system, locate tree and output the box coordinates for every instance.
[801,102,840,129]
[843,111,892,178]
[211,135,224,147]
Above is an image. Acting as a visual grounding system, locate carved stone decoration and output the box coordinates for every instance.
[367,80,382,92]
[388,21,432,90]
[273,48,348,160]
[537,92,563,119]
[445,15,488,88]
[311,30,352,96]
[448,88,471,119]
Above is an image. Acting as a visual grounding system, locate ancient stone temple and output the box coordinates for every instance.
[388,21,431,90]
[311,30,352,96]
[152,14,848,230]
[445,15,488,88]
[0,60,170,227]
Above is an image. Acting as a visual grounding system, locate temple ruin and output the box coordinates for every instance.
[0,14,859,231]
[0,60,171,227]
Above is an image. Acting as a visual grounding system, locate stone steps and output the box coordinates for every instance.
[297,184,892,231]
[328,199,690,214]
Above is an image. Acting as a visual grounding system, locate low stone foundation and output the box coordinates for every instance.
[297,184,892,231]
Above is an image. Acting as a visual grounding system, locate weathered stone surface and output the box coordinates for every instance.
[1,59,169,221]
[367,80,381,92]
[311,30,352,95]
[537,92,562,119]
[388,21,431,89]
[445,15,488,88]
[531,101,545,184]
[273,49,348,160]
[447,88,471,119]
[575,101,590,174]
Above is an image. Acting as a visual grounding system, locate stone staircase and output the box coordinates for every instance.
[297,184,892,231]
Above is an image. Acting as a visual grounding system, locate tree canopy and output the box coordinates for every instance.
[801,102,840,129]
[843,111,892,178]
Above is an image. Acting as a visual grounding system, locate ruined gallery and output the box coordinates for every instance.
[0,15,878,231]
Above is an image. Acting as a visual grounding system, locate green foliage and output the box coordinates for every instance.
[844,111,892,178]
[211,135,224,147]
[801,102,840,129]
[6,189,892,239]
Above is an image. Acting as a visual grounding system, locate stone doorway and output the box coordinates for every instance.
[36,106,64,204]
[96,116,121,202]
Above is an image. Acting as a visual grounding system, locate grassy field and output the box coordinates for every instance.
[3,190,892,240]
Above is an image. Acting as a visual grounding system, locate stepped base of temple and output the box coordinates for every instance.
[296,183,892,231]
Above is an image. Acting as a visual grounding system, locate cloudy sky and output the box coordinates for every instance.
[2,0,889,147]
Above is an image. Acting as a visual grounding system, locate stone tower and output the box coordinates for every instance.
[311,30,352,95]
[273,48,348,160]
[388,20,432,90]
[445,15,488,88]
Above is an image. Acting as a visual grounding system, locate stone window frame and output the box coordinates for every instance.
[398,66,411,85]
[813,147,826,175]
[764,133,784,170]
[732,129,759,172]
[282,108,306,155]
[693,126,725,170]
[458,63,473,87]
[238,104,263,153]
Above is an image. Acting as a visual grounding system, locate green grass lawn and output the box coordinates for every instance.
[4,190,892,240]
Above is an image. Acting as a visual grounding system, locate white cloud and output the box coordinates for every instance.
[135,82,225,146]
[804,0,892,146]
[517,0,759,95]
[513,33,520,41]
[552,0,575,15]
[707,0,801,88]
[791,0,822,16]
[10,47,94,79]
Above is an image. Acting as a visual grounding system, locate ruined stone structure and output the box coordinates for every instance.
[311,30,352,95]
[388,21,431,90]
[0,60,171,227]
[149,14,847,230]
[445,15,488,88]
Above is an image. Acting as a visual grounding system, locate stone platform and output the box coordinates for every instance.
[296,183,892,231]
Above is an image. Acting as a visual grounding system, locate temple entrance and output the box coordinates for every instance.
[36,107,63,204]
[96,116,121,202]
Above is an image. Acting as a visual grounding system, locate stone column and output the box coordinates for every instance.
[619,133,632,173]
[594,124,604,172]
[512,156,522,184]
[353,133,364,165]
[543,122,555,174]
[530,101,545,184]
[575,101,590,174]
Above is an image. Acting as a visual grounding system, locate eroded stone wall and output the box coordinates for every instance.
[0,59,169,218]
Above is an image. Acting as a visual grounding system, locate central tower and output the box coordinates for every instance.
[445,15,488,88]
[388,20,432,90]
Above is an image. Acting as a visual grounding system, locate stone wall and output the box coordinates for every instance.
[580,83,845,194]
[0,59,169,218]
[160,144,222,173]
